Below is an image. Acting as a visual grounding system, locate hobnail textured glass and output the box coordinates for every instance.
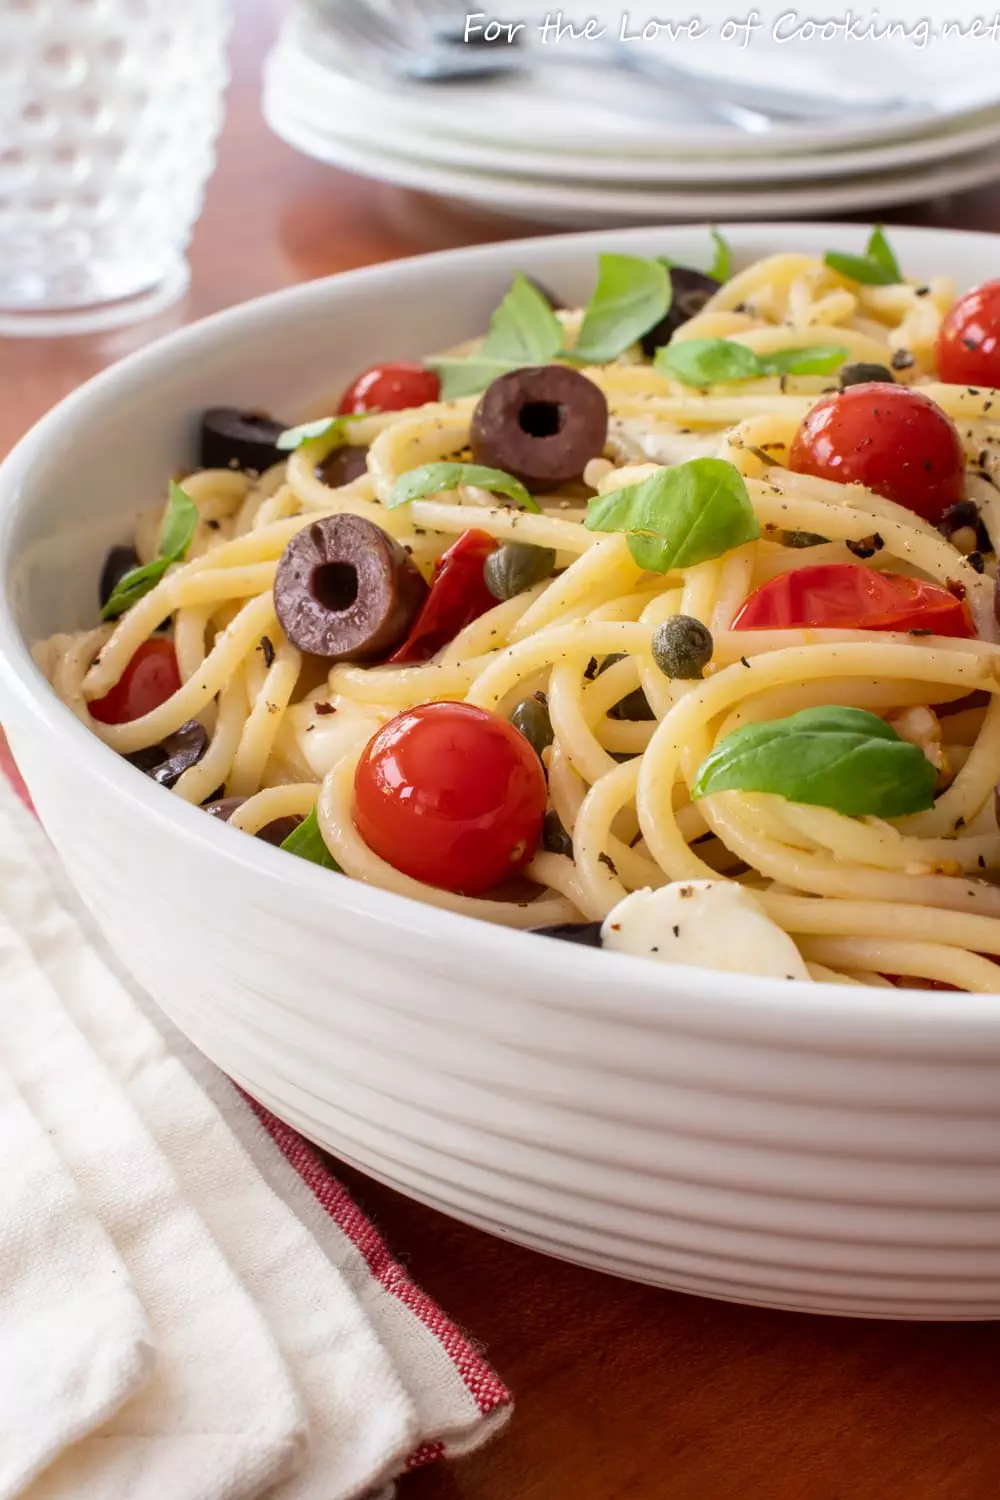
[0,0,230,336]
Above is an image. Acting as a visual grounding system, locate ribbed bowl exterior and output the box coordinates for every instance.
[4,224,1000,1318]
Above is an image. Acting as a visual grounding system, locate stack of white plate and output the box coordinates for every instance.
[263,3,1000,228]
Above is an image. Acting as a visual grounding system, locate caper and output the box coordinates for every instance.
[839,362,895,388]
[781,529,828,549]
[483,542,556,601]
[510,693,553,758]
[542,810,573,857]
[595,653,654,721]
[652,615,714,680]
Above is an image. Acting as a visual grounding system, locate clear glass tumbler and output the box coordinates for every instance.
[0,0,230,336]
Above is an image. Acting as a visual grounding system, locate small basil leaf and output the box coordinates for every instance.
[692,705,937,819]
[159,481,200,560]
[574,254,672,365]
[426,272,563,399]
[655,338,762,386]
[387,461,540,513]
[757,345,850,377]
[585,457,760,573]
[101,481,199,619]
[279,807,340,870]
[276,415,367,452]
[707,227,733,282]
[865,224,902,282]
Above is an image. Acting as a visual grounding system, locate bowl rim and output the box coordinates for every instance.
[3,218,999,1037]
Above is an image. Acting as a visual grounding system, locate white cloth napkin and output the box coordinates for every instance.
[0,775,509,1499]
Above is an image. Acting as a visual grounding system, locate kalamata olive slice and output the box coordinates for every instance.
[840,362,895,388]
[199,407,287,473]
[640,267,720,357]
[126,719,208,789]
[204,797,303,847]
[534,920,604,947]
[274,514,428,661]
[316,445,369,488]
[99,545,140,609]
[470,365,608,492]
[205,796,247,820]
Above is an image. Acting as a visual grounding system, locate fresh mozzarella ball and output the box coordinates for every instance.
[601,880,812,982]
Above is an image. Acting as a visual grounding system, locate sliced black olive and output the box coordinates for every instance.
[204,796,302,847]
[273,514,428,661]
[652,616,714,680]
[839,362,895,388]
[542,810,573,858]
[640,267,720,357]
[483,542,556,601]
[99,544,140,609]
[596,653,654,722]
[126,719,208,789]
[471,365,608,492]
[510,694,553,758]
[533,920,604,947]
[199,407,288,473]
[316,445,369,488]
[939,499,991,554]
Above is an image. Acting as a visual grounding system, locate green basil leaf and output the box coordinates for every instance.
[387,461,540,513]
[756,345,850,377]
[824,225,902,288]
[277,417,340,451]
[655,338,762,386]
[865,223,902,282]
[101,481,199,619]
[707,226,733,282]
[692,705,937,818]
[656,338,849,386]
[426,273,563,399]
[573,254,672,364]
[280,807,340,870]
[585,457,760,573]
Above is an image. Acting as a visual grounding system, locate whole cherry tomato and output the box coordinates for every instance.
[337,362,441,416]
[731,563,975,638]
[388,529,498,665]
[353,702,547,895]
[937,279,1000,388]
[88,638,181,724]
[787,384,965,524]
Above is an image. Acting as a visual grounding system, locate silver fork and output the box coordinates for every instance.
[309,0,917,133]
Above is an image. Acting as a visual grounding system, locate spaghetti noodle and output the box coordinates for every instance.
[39,236,1000,990]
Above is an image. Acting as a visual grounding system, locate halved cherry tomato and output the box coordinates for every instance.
[353,701,547,895]
[88,638,181,724]
[388,529,497,665]
[337,362,441,416]
[937,278,1000,388]
[731,563,975,638]
[787,384,965,524]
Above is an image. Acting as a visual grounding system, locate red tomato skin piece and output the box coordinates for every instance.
[337,362,441,416]
[787,384,965,524]
[937,279,1000,388]
[731,563,975,639]
[353,702,547,896]
[88,639,182,724]
[388,529,498,665]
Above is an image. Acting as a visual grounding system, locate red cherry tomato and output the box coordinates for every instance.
[88,638,181,724]
[731,563,975,638]
[353,702,547,895]
[937,279,1000,388]
[388,529,498,665]
[787,384,965,524]
[337,362,441,416]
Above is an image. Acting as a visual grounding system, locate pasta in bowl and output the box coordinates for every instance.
[38,226,1000,993]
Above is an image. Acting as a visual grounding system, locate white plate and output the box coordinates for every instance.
[4,225,1000,1319]
[281,5,1000,159]
[266,33,1000,186]
[264,94,1000,227]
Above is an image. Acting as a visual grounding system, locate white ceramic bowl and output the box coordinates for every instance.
[3,223,1000,1321]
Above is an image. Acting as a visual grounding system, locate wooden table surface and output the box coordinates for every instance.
[5,6,1000,1495]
